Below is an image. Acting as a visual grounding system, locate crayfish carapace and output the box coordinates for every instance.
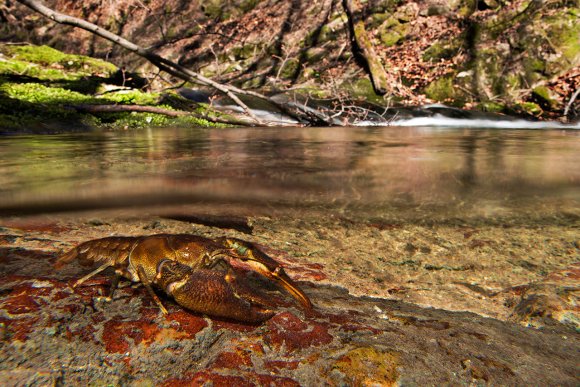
[56,234,313,323]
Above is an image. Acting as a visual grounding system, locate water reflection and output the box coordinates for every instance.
[0,127,578,216]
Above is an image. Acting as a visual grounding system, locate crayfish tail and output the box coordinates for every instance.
[54,246,79,269]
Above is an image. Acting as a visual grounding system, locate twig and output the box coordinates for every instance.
[563,87,579,118]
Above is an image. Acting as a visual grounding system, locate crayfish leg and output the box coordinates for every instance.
[106,273,122,300]
[137,264,168,315]
[73,262,111,288]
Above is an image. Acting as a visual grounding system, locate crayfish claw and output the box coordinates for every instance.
[155,260,274,323]
[220,238,313,311]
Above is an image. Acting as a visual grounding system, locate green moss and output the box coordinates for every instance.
[0,43,221,131]
[0,57,75,82]
[230,44,261,60]
[304,48,326,63]
[505,74,522,95]
[103,89,160,105]
[379,20,409,47]
[318,14,348,43]
[369,13,392,29]
[424,76,456,103]
[532,86,556,109]
[544,11,580,65]
[422,39,461,61]
[514,101,543,116]
[478,101,505,113]
[202,0,261,20]
[472,46,513,98]
[278,59,299,79]
[1,44,116,75]
[1,82,97,105]
[344,78,384,104]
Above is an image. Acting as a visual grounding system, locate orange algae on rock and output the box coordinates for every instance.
[333,347,400,386]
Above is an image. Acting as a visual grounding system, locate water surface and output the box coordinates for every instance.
[1,126,579,220]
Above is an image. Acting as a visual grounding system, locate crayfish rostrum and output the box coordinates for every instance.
[56,234,312,323]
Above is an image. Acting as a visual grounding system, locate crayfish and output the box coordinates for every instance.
[56,234,312,323]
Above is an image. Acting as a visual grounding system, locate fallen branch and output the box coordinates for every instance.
[15,0,334,126]
[68,103,275,127]
[563,87,579,119]
[69,104,188,116]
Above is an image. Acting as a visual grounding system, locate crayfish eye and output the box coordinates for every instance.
[227,239,249,256]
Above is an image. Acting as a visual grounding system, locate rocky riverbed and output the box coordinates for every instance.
[0,210,578,385]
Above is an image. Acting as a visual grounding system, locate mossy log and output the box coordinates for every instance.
[343,0,390,95]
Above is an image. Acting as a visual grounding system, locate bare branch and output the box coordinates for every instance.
[15,0,330,125]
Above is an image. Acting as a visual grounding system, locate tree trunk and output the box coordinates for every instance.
[343,0,390,95]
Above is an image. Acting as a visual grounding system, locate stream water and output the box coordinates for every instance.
[0,120,579,324]
[1,123,579,219]
[1,120,579,385]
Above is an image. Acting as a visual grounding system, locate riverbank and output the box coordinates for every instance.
[2,0,578,124]
[0,43,223,132]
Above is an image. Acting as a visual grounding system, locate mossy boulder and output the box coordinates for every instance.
[424,76,457,104]
[305,47,327,64]
[319,14,348,43]
[344,78,385,105]
[229,44,262,61]
[378,18,410,47]
[0,44,117,79]
[394,2,418,21]
[201,0,261,21]
[531,86,557,110]
[422,38,462,62]
[513,101,543,117]
[278,58,300,80]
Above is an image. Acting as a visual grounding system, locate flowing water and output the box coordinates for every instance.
[1,122,579,321]
[1,124,579,217]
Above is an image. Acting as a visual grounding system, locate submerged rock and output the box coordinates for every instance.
[0,231,578,385]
